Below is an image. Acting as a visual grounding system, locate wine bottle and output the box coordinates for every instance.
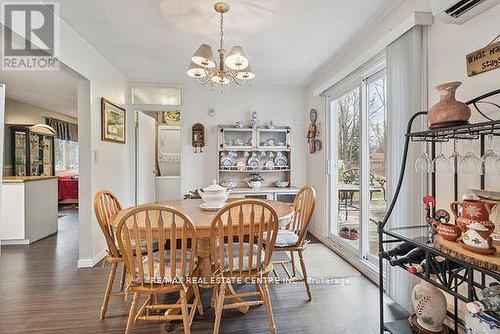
[381,242,417,259]
[407,257,462,274]
[389,247,426,266]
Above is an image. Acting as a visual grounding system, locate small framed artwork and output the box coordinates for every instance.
[101,98,126,143]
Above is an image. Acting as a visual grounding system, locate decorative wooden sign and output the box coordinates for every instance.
[466,40,500,77]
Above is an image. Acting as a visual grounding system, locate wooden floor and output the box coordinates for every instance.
[0,207,406,334]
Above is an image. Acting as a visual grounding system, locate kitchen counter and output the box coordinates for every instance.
[1,176,58,244]
[3,176,58,183]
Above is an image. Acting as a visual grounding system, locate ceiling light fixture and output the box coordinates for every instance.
[187,2,255,88]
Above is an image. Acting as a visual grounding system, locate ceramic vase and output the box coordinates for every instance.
[412,279,447,332]
[428,82,471,129]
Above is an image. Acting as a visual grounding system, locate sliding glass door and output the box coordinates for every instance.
[329,69,387,265]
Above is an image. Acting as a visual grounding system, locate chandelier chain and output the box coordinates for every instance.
[220,11,224,51]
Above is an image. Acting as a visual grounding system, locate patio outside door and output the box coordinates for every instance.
[328,69,387,265]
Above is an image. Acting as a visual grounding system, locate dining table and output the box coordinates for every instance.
[111,198,294,312]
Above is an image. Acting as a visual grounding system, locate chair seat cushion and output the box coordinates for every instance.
[220,243,265,272]
[264,230,299,247]
[139,250,192,284]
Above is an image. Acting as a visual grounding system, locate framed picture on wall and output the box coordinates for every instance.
[101,98,126,143]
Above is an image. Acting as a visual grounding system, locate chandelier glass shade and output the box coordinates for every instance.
[187,2,254,87]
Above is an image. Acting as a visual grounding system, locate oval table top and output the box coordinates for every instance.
[112,199,294,238]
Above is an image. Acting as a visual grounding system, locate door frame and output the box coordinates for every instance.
[131,104,182,205]
[326,65,386,271]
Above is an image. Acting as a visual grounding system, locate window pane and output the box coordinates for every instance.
[55,139,78,172]
[332,86,361,251]
[367,75,387,257]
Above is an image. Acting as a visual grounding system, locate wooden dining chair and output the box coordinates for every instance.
[271,185,316,301]
[210,199,279,334]
[94,190,127,319]
[116,205,202,334]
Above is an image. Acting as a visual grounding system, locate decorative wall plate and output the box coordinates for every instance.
[314,139,322,152]
[309,109,318,123]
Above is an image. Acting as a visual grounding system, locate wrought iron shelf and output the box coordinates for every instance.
[378,89,500,333]
[407,119,500,142]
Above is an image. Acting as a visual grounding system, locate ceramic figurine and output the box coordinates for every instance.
[411,278,447,333]
[268,120,275,129]
[235,120,243,128]
[428,82,471,129]
[249,111,258,129]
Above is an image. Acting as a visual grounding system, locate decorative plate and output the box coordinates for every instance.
[220,154,235,167]
[274,152,288,167]
[267,138,275,146]
[265,160,274,170]
[309,109,318,123]
[199,202,226,211]
[314,139,322,152]
[247,154,261,167]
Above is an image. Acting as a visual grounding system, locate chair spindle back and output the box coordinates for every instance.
[116,205,197,287]
[211,200,279,277]
[94,190,123,258]
[288,185,316,245]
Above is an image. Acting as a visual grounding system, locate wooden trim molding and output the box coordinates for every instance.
[77,248,107,268]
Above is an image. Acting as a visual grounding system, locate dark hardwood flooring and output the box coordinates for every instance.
[0,207,406,333]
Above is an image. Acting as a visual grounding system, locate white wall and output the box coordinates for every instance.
[1,8,130,265]
[4,98,77,124]
[55,20,130,265]
[180,82,307,194]
[428,4,500,206]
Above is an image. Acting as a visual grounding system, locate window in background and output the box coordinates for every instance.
[55,139,78,172]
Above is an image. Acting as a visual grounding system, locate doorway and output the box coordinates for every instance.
[328,68,388,266]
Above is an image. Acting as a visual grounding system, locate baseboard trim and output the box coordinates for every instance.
[0,239,30,245]
[308,228,380,285]
[77,249,107,268]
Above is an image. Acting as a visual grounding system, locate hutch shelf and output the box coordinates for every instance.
[217,125,298,202]
[378,89,500,334]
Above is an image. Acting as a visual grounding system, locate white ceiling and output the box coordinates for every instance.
[57,0,404,86]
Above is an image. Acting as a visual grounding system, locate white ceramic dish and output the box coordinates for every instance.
[275,181,289,188]
[199,202,226,211]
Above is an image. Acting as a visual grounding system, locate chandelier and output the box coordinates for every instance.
[186,2,255,87]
